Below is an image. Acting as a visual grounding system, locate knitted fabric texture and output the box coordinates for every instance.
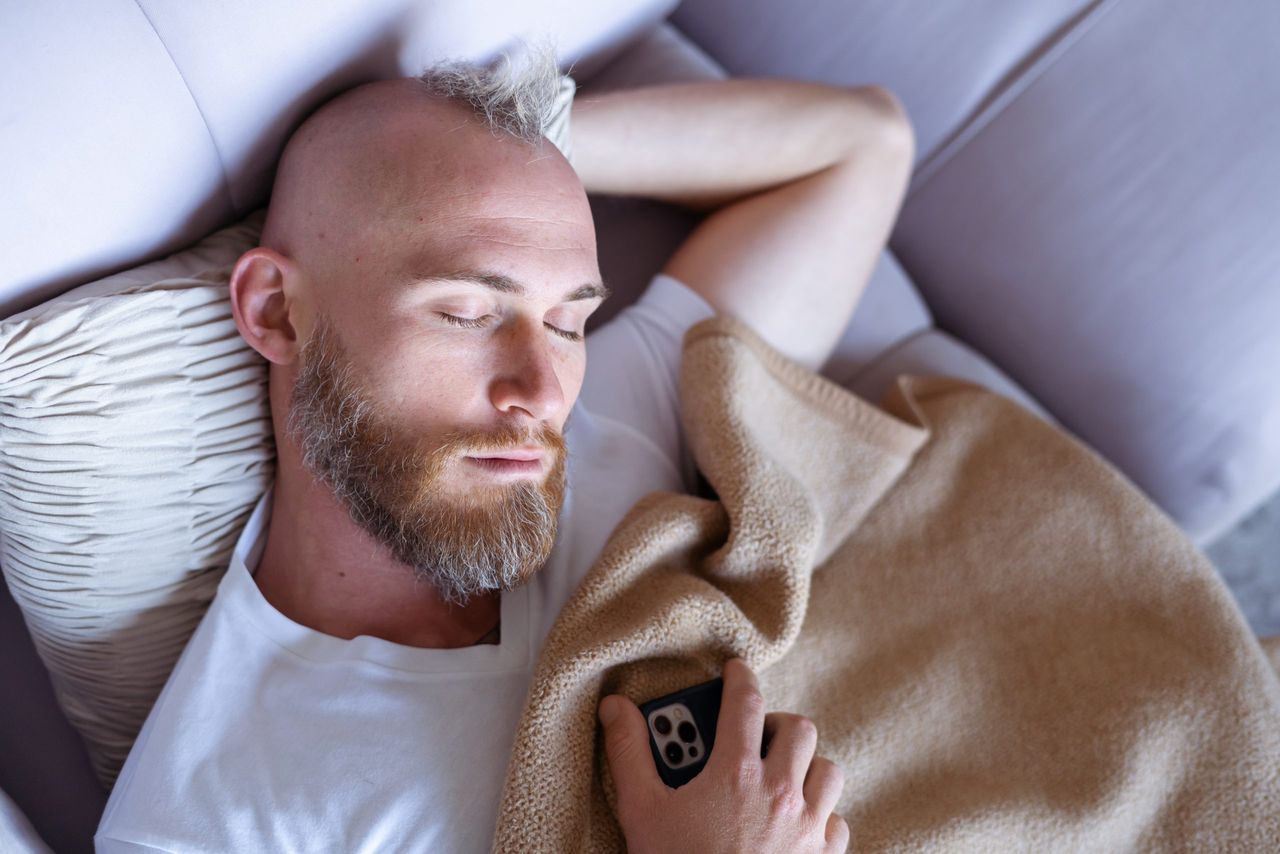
[491,313,1280,852]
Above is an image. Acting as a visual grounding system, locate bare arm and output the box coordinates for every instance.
[570,79,915,371]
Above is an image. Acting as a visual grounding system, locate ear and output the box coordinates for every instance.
[229,246,306,366]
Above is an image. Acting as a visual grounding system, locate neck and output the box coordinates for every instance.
[252,464,502,649]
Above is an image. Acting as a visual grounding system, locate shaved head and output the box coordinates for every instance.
[261,76,581,302]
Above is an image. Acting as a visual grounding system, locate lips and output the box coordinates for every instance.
[469,448,544,462]
[464,456,544,476]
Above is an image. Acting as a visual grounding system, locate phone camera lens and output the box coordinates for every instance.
[677,721,697,743]
[664,741,684,765]
[688,745,698,758]
[653,715,672,736]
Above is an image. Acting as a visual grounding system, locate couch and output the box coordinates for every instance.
[2,0,1276,850]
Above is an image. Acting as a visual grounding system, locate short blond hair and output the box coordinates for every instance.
[416,35,566,146]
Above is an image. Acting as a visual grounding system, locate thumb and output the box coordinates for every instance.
[598,694,663,801]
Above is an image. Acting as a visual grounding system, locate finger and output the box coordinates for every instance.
[709,657,767,769]
[761,712,818,790]
[598,694,664,804]
[824,812,850,853]
[803,755,845,819]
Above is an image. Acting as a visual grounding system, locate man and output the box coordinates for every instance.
[96,40,914,852]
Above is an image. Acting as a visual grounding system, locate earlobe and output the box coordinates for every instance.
[229,247,302,366]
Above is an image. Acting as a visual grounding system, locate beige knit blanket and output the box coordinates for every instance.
[491,314,1280,852]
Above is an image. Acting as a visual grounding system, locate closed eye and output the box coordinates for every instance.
[548,325,583,343]
[436,312,582,343]
[436,312,489,329]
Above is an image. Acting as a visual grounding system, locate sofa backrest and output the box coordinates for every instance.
[0,0,677,321]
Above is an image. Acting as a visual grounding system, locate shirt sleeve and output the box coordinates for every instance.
[578,272,718,495]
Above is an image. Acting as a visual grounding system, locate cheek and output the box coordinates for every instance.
[558,355,587,406]
[371,337,487,416]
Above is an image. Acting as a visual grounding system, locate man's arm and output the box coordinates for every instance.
[570,79,915,372]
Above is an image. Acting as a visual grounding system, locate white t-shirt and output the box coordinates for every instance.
[95,273,717,853]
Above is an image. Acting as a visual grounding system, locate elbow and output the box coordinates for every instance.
[846,84,916,165]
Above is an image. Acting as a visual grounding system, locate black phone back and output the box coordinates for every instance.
[637,677,723,788]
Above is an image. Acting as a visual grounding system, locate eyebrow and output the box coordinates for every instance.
[414,269,611,304]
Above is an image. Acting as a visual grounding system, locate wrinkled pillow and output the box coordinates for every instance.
[0,71,579,789]
[0,211,274,788]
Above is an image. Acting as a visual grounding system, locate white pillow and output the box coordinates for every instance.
[0,210,274,788]
[0,72,578,789]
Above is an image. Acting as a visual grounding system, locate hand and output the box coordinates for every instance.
[598,657,849,853]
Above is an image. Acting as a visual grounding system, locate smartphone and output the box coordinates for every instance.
[637,677,723,788]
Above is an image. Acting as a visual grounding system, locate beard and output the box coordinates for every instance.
[283,311,568,607]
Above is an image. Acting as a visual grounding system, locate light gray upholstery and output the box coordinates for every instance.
[846,329,1057,427]
[669,0,1103,173]
[892,0,1280,545]
[671,0,1280,546]
[0,0,680,321]
[0,786,51,854]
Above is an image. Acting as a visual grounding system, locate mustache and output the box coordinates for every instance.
[434,421,566,458]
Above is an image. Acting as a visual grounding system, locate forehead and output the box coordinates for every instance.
[333,94,600,295]
[392,188,598,299]
[374,97,587,219]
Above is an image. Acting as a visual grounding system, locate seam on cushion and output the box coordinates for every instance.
[842,325,1060,427]
[130,0,236,216]
[841,325,936,387]
[906,0,1124,200]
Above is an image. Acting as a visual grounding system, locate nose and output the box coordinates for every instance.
[488,317,566,422]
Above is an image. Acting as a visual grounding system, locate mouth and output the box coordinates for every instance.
[469,448,544,462]
[464,450,545,476]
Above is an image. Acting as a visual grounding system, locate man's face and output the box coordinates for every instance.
[285,308,570,606]
[271,86,605,605]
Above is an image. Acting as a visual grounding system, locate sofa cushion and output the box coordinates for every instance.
[888,0,1280,543]
[128,0,677,214]
[0,0,231,319]
[670,0,1099,169]
[0,0,677,320]
[846,328,1057,427]
[0,786,50,854]
[674,0,1280,544]
[821,251,934,388]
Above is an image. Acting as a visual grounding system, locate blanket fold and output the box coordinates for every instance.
[492,314,1280,853]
